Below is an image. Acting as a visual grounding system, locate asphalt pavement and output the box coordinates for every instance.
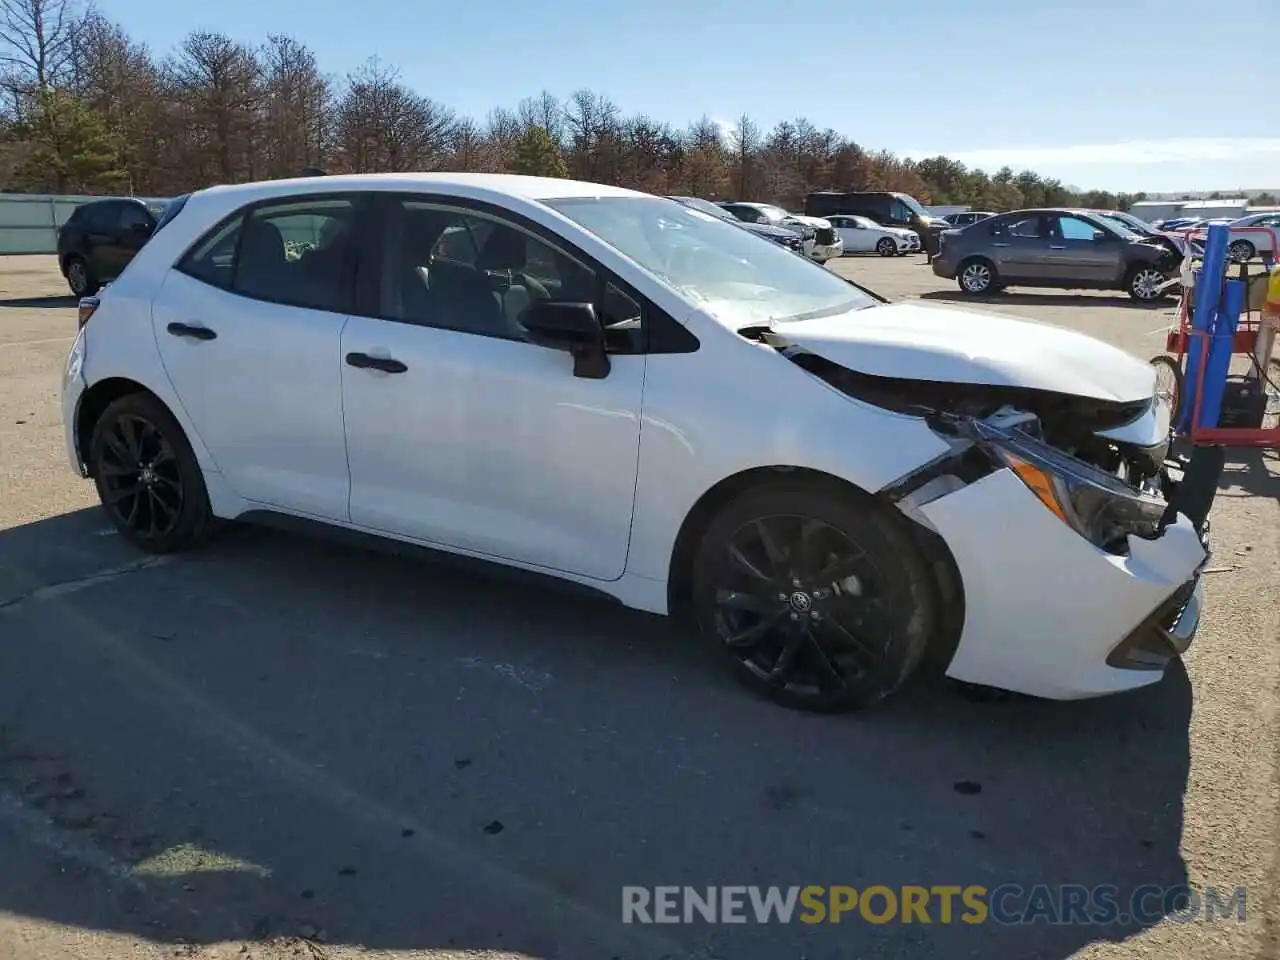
[0,254,1277,960]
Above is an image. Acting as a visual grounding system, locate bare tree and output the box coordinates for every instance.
[69,12,157,191]
[516,89,563,144]
[482,105,520,171]
[680,115,728,197]
[563,88,621,181]
[729,113,760,199]
[333,57,453,173]
[165,31,261,185]
[258,34,331,178]
[0,0,85,108]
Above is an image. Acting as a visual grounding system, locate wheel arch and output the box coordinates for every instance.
[664,465,966,670]
[75,377,171,476]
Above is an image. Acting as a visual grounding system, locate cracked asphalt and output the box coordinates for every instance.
[0,254,1277,960]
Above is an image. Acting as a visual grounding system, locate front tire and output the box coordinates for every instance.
[690,481,939,713]
[876,237,896,257]
[1127,265,1168,303]
[89,393,215,553]
[957,258,998,295]
[65,256,99,297]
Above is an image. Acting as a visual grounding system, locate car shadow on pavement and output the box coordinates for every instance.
[918,290,1170,310]
[0,295,78,309]
[0,507,1195,960]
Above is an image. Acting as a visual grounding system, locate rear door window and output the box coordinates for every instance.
[178,195,365,313]
[86,203,119,232]
[117,203,152,232]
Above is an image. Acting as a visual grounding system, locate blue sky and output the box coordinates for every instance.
[105,0,1276,194]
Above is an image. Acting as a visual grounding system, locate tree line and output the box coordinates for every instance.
[0,0,1149,213]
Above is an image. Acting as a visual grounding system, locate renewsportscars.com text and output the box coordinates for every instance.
[621,884,1247,926]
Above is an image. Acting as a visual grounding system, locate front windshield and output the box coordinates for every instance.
[1092,214,1141,239]
[896,194,930,218]
[1106,211,1151,234]
[672,196,735,221]
[751,204,791,223]
[546,196,876,327]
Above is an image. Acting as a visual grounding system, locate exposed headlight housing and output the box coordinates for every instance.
[971,419,1168,552]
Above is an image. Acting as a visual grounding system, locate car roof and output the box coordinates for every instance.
[192,172,647,206]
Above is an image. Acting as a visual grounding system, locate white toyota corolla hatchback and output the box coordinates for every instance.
[62,173,1216,712]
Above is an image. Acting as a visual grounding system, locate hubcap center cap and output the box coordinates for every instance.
[788,591,813,613]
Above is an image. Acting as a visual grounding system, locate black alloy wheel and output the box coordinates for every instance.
[90,393,216,552]
[692,484,937,712]
[97,412,184,541]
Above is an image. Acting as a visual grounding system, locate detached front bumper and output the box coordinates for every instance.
[919,468,1210,700]
[810,240,844,263]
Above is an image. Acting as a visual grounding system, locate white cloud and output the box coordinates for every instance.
[908,137,1280,169]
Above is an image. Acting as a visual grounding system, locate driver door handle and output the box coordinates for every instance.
[346,352,407,374]
[166,322,217,341]
[992,242,1010,248]
[1049,245,1067,250]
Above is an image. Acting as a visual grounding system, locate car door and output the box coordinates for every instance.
[339,194,647,581]
[151,193,367,520]
[987,214,1051,280]
[828,217,857,251]
[1042,214,1125,284]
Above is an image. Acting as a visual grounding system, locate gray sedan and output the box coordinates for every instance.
[931,208,1183,303]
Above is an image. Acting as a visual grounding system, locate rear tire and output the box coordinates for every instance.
[1228,239,1255,263]
[65,255,99,297]
[957,258,999,295]
[689,481,940,713]
[89,393,216,554]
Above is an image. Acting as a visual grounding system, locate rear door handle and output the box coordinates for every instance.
[346,352,407,374]
[1049,245,1067,250]
[166,322,217,341]
[992,242,1010,248]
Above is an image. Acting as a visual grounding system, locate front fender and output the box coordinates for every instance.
[625,342,951,584]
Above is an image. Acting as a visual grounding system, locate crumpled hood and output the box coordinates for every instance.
[788,214,832,229]
[767,300,1157,403]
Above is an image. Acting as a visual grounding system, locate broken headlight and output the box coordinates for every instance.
[972,420,1167,552]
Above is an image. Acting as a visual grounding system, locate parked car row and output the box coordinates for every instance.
[716,201,844,263]
[1150,212,1280,262]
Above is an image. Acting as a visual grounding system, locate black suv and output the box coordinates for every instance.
[57,198,166,296]
[804,191,950,256]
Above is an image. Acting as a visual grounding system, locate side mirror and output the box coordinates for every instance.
[1093,229,1112,242]
[522,300,610,379]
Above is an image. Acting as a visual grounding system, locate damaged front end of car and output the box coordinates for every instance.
[772,341,1223,697]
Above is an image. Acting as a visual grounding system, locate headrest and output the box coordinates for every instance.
[477,226,527,270]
